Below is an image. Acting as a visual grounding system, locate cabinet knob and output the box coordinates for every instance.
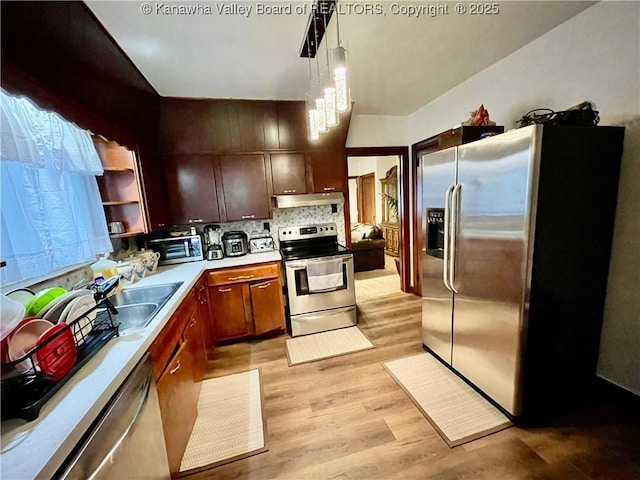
[170,361,181,375]
[218,287,232,293]
[241,215,255,219]
[189,219,204,223]
[258,283,270,289]
[284,190,296,193]
[323,187,336,191]
[157,223,166,227]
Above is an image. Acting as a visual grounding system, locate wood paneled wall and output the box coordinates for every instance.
[1,1,160,149]
[159,98,351,155]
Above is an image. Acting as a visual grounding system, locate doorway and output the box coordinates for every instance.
[345,146,410,298]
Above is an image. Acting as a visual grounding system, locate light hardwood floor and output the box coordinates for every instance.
[193,293,640,479]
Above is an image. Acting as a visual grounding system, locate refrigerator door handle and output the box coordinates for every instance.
[443,183,455,291]
[450,182,462,293]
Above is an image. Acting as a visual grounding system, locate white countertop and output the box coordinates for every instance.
[0,251,281,479]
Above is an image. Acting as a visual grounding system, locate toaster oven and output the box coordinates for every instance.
[146,235,204,265]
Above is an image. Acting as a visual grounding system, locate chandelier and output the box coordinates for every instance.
[301,0,350,141]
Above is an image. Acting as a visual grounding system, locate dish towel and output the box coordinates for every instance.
[306,258,344,292]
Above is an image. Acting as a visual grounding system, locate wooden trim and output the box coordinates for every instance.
[79,3,158,95]
[346,146,411,294]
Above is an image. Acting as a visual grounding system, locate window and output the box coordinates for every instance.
[0,90,112,286]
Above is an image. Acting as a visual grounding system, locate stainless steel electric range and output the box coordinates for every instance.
[279,223,356,337]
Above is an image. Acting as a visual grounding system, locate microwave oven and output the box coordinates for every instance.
[146,235,204,265]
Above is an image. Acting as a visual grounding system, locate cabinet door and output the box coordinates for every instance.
[271,153,308,195]
[182,296,206,384]
[137,146,170,231]
[250,278,285,335]
[156,341,197,476]
[165,155,220,224]
[309,150,347,193]
[217,154,271,221]
[196,277,214,350]
[209,283,251,340]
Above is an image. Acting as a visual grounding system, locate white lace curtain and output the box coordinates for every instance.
[0,90,112,286]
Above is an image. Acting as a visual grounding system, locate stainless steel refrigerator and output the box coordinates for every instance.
[421,124,624,419]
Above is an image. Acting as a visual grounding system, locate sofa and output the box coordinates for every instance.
[351,223,386,272]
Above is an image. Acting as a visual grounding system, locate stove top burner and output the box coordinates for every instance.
[280,243,351,261]
[278,222,351,261]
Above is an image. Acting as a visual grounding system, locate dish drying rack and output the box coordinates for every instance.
[1,280,121,422]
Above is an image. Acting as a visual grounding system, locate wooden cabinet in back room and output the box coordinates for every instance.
[217,154,271,222]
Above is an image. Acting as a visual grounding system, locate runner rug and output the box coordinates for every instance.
[179,369,267,475]
[285,326,375,366]
[383,353,512,447]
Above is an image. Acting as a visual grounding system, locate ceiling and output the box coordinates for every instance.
[86,1,595,116]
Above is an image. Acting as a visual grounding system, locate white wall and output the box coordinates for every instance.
[348,156,400,225]
[346,114,408,147]
[407,1,640,394]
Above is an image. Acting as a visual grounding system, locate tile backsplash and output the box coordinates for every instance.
[21,205,345,292]
[191,205,346,247]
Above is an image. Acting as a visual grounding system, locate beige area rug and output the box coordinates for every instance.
[355,270,401,303]
[179,369,267,475]
[383,353,512,447]
[285,326,375,366]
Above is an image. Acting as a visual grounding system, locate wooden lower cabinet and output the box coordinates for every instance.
[251,279,285,336]
[196,275,214,351]
[209,283,251,340]
[206,261,285,341]
[156,341,197,475]
[148,282,207,477]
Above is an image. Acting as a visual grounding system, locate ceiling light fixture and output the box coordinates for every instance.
[322,12,339,127]
[313,18,327,134]
[330,3,350,113]
[306,35,319,141]
[300,0,347,141]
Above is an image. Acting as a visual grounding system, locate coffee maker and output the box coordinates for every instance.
[203,224,224,260]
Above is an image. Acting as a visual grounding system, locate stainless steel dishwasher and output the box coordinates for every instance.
[55,354,170,479]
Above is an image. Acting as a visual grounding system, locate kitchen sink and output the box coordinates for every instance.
[106,282,183,333]
[111,303,159,332]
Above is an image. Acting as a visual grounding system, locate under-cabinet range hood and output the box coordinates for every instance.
[273,192,344,208]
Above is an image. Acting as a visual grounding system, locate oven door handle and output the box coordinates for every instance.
[287,255,352,269]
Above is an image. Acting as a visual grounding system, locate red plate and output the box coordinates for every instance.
[35,323,77,381]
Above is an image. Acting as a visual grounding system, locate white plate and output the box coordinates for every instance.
[40,289,92,322]
[58,295,96,346]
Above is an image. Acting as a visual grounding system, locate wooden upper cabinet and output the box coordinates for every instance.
[270,153,308,195]
[136,146,169,231]
[217,154,271,222]
[165,155,219,225]
[309,150,347,193]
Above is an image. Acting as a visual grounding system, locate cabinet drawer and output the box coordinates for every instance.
[207,262,280,286]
